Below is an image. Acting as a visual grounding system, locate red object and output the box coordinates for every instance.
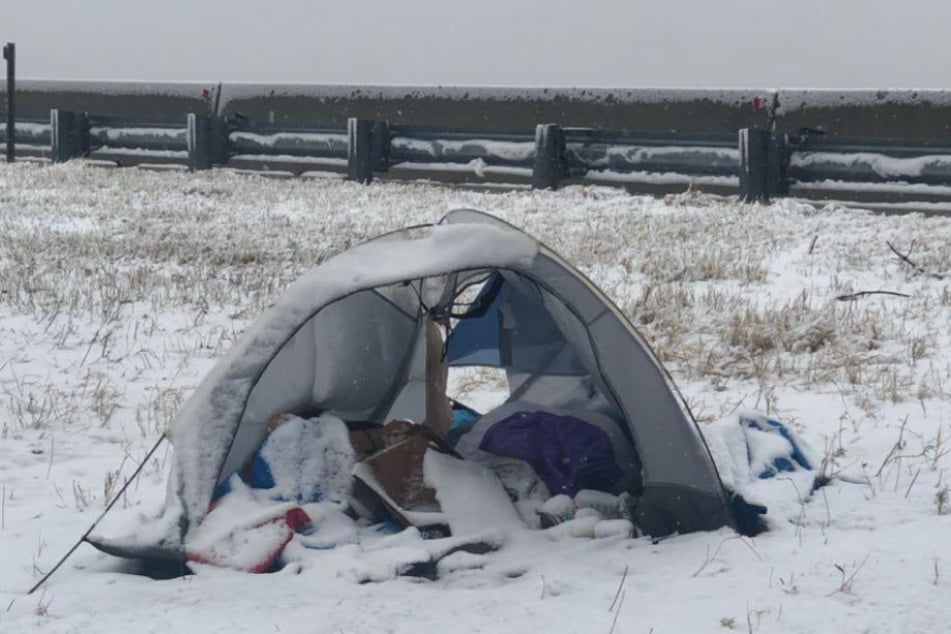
[752,96,764,109]
[283,507,312,532]
[202,88,212,100]
[186,506,313,573]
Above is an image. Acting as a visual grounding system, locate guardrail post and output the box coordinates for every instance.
[188,114,229,170]
[3,42,14,162]
[210,117,230,166]
[767,132,789,197]
[348,118,374,183]
[187,113,212,170]
[739,128,789,202]
[51,109,88,162]
[532,123,566,190]
[738,128,770,202]
[371,121,391,174]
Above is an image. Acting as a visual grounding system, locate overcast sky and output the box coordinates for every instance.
[6,0,949,88]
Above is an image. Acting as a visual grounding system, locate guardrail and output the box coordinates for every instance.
[4,76,951,207]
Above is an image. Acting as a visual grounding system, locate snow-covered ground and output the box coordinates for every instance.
[2,163,951,633]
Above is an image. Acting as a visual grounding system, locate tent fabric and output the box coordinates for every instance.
[89,210,736,562]
[441,211,732,534]
[446,273,587,375]
[168,222,538,539]
[444,273,506,366]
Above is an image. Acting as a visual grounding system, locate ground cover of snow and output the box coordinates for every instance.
[2,163,951,633]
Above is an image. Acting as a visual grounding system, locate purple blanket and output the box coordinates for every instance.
[478,410,622,496]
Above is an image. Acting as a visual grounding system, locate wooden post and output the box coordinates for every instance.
[3,43,14,163]
[51,109,88,162]
[423,316,452,437]
[348,118,374,183]
[532,123,565,190]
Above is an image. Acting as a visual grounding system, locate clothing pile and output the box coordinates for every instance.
[193,400,640,575]
[191,402,820,576]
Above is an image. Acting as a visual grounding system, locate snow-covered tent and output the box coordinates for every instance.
[89,210,737,563]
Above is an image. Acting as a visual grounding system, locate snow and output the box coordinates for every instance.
[257,414,355,504]
[229,154,348,167]
[293,504,359,549]
[7,121,50,133]
[585,169,738,187]
[89,147,189,159]
[3,162,951,632]
[423,450,524,535]
[791,151,951,180]
[792,178,951,196]
[594,519,635,539]
[89,126,187,143]
[229,131,348,152]
[4,122,51,141]
[391,137,536,163]
[185,481,299,571]
[545,515,600,539]
[388,161,532,179]
[581,144,739,168]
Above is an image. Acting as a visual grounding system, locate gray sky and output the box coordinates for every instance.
[6,0,950,88]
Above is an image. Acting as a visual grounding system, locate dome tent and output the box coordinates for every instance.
[87,210,739,565]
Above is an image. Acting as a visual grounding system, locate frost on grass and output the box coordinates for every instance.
[2,162,951,447]
[3,162,951,449]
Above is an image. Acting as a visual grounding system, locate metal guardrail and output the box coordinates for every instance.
[4,75,951,208]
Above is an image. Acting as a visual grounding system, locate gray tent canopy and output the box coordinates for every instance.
[89,210,735,561]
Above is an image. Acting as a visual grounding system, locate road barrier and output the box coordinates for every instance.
[4,76,951,208]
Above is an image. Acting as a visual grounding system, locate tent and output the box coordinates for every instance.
[87,210,739,565]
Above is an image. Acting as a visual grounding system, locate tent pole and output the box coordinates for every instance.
[27,434,167,595]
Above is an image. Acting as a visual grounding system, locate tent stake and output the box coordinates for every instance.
[27,434,167,595]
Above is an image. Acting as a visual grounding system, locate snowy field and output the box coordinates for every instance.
[2,163,951,633]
